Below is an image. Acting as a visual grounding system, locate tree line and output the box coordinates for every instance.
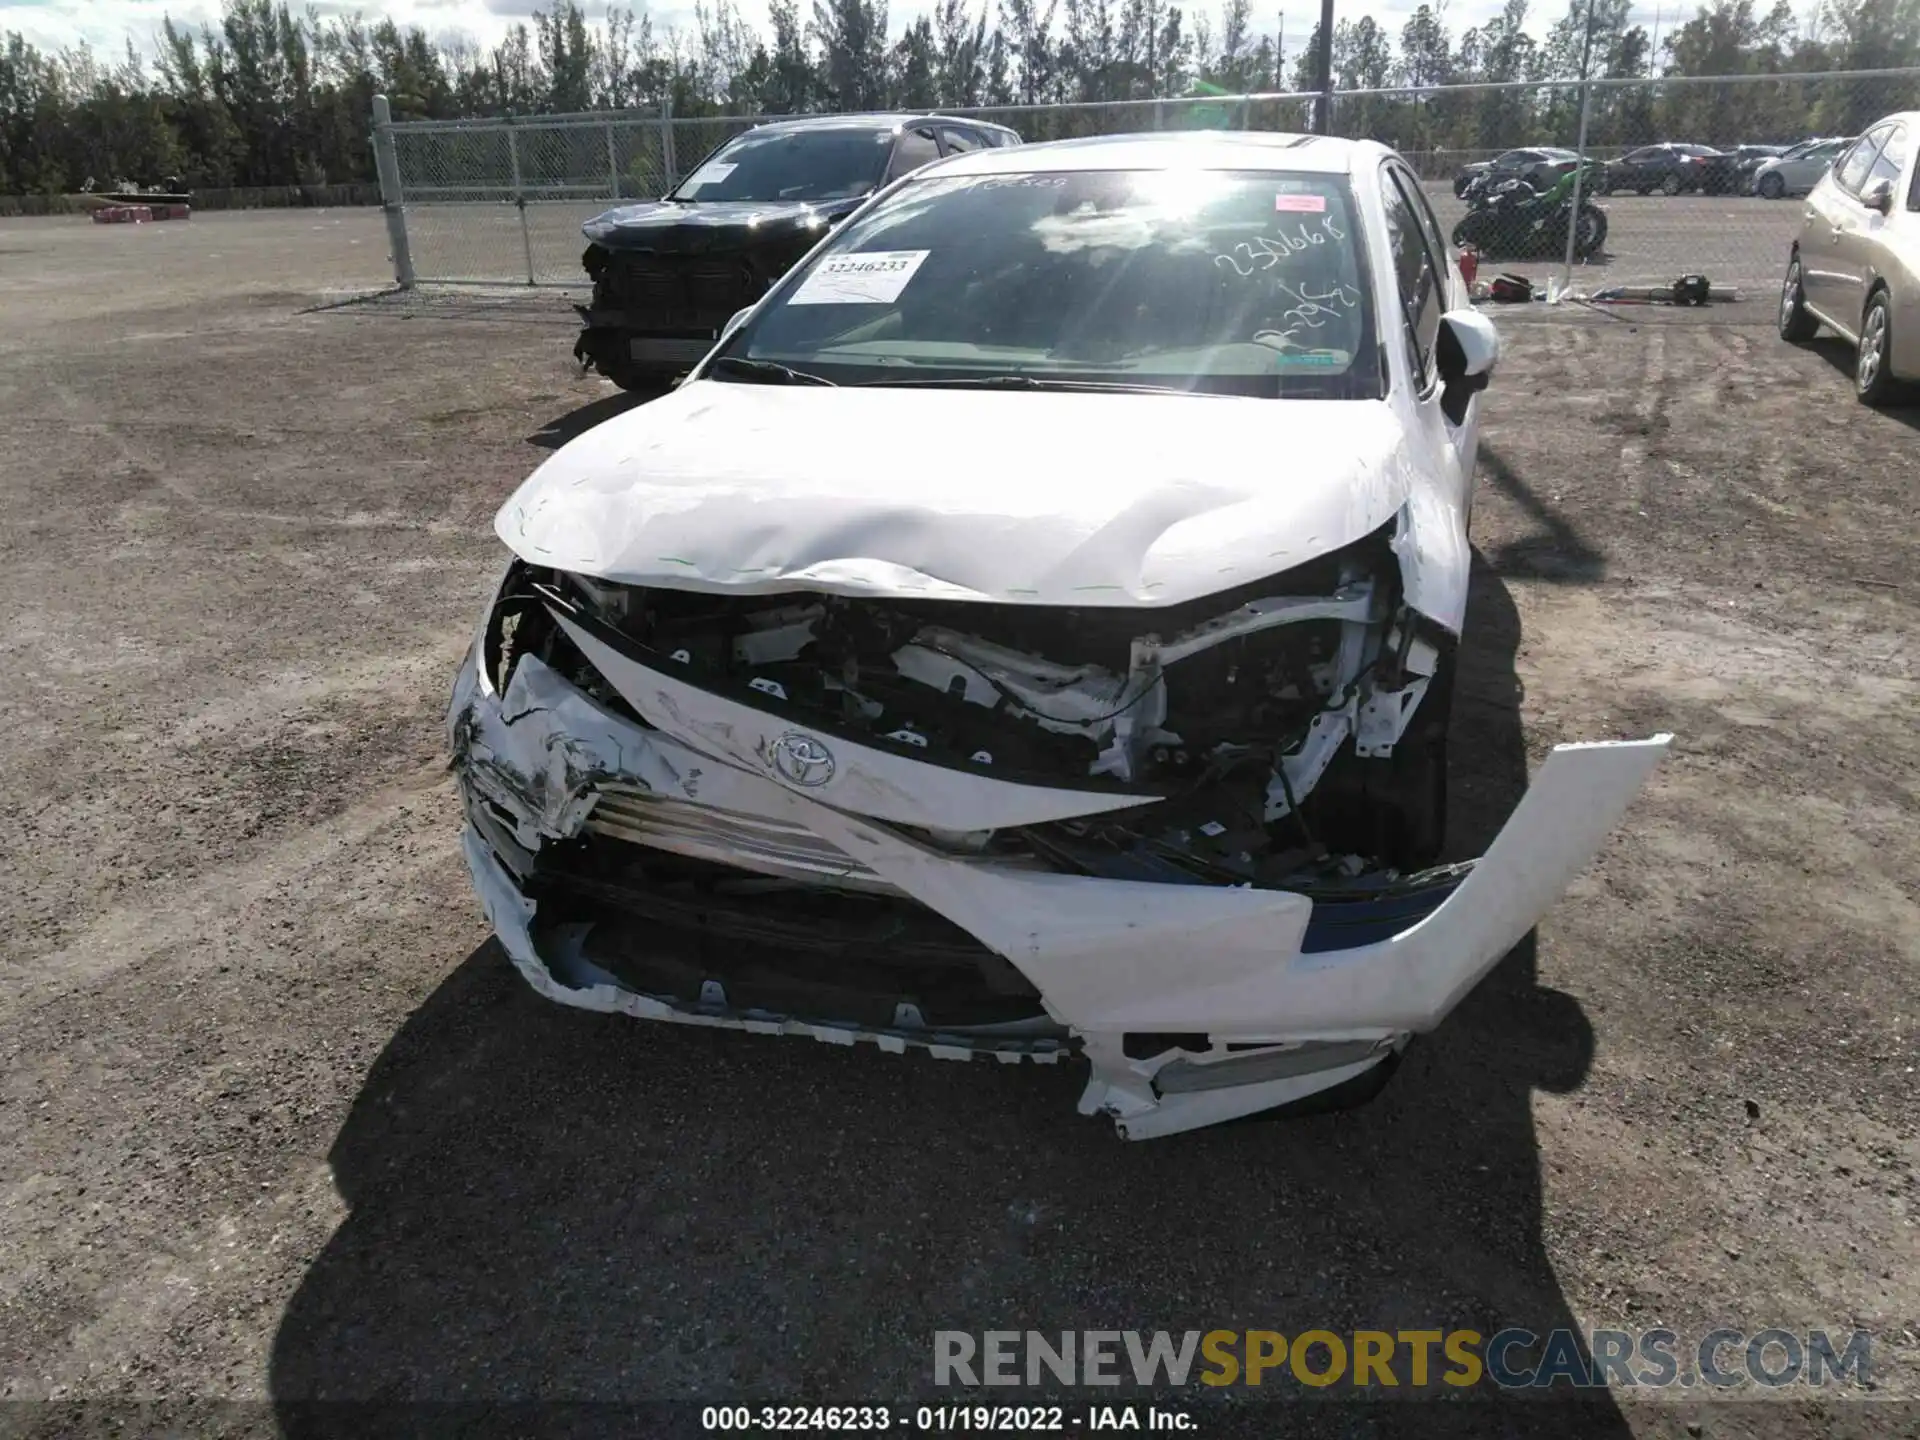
[3,0,1918,198]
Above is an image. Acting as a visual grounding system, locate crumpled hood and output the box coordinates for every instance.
[582,198,859,252]
[495,380,1418,608]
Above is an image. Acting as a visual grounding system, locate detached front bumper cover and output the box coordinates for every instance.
[451,643,1668,1140]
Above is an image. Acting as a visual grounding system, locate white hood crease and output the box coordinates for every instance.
[496,381,1424,608]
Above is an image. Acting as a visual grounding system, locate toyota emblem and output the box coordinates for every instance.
[770,731,836,788]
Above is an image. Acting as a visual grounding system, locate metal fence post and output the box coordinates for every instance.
[369,94,414,289]
[1559,80,1596,299]
[605,119,621,199]
[506,112,535,285]
[1559,0,1601,300]
[659,99,677,194]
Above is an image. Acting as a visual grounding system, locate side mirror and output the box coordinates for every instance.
[1864,178,1894,215]
[1438,309,1498,385]
[1437,309,1498,423]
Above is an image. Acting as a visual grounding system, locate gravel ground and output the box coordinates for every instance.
[0,210,1915,1439]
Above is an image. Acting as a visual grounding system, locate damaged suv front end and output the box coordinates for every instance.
[448,137,1668,1138]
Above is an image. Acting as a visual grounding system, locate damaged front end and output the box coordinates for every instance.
[448,526,1667,1139]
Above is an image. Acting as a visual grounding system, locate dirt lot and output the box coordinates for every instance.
[0,210,1915,1438]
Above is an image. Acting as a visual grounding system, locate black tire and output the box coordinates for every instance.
[1635,186,1651,196]
[1454,175,1470,198]
[1573,204,1608,258]
[1450,217,1473,248]
[1660,172,1682,196]
[598,363,673,395]
[1778,252,1819,343]
[1856,290,1904,407]
[1302,664,1453,873]
[1758,172,1785,199]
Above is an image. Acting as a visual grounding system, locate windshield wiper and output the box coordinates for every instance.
[855,374,1200,396]
[707,356,837,386]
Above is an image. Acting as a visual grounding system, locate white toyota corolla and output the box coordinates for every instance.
[448,132,1670,1139]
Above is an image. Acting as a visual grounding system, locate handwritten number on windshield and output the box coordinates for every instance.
[1274,278,1359,329]
[1213,215,1349,276]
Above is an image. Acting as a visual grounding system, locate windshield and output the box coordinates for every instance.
[671,126,892,203]
[715,168,1379,399]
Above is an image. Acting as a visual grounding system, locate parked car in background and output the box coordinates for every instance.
[1601,143,1723,195]
[1778,112,1919,405]
[1752,136,1853,198]
[1704,144,1787,194]
[573,114,1022,390]
[448,129,1669,1141]
[1453,146,1581,198]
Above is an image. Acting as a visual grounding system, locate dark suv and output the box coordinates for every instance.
[1601,143,1723,195]
[574,114,1022,390]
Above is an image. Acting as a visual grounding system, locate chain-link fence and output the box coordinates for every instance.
[372,66,1920,298]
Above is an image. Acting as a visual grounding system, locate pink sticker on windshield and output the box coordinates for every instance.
[1275,193,1327,212]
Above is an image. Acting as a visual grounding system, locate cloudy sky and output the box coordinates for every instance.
[0,0,1588,64]
[4,0,1694,68]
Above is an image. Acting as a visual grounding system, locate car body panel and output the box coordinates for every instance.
[1793,112,1920,378]
[495,383,1454,616]
[453,132,1670,1137]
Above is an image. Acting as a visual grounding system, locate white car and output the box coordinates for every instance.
[448,133,1669,1140]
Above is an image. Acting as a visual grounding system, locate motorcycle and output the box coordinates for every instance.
[1450,176,1608,260]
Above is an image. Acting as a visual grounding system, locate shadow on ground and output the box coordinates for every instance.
[269,556,1630,1437]
[1476,444,1606,584]
[525,391,655,450]
[1807,338,1920,431]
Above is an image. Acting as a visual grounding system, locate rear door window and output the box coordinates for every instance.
[887,126,942,182]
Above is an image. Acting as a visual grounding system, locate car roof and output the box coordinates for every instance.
[927,131,1376,178]
[745,113,1020,139]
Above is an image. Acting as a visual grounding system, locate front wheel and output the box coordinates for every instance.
[1856,291,1903,406]
[1778,254,1819,342]
[1661,173,1682,196]
[1450,217,1474,248]
[1758,172,1785,199]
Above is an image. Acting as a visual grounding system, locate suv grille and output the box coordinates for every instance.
[603,255,762,329]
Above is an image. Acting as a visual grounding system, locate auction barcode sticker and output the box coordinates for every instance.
[789,250,931,305]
